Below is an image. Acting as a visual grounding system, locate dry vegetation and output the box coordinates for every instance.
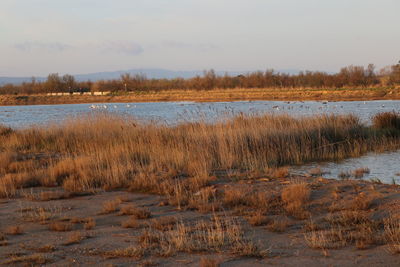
[1,112,399,199]
[0,112,400,265]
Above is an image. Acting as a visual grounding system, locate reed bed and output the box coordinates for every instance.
[0,112,399,197]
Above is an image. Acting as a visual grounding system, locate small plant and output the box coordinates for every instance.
[304,228,347,249]
[266,218,289,232]
[132,207,152,219]
[247,212,268,226]
[101,199,122,214]
[48,221,72,232]
[0,233,8,246]
[5,225,23,235]
[121,216,140,228]
[119,204,137,215]
[309,168,324,177]
[352,167,370,179]
[148,216,177,231]
[3,254,51,265]
[65,231,86,245]
[338,171,351,180]
[372,111,400,130]
[82,217,96,230]
[281,183,310,218]
[200,257,220,267]
[105,246,145,259]
[350,193,372,210]
[384,216,400,254]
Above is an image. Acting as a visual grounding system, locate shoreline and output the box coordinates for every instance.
[1,87,400,106]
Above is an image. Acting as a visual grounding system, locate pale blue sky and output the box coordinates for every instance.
[1,0,399,76]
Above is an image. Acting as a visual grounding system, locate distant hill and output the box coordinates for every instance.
[0,68,301,85]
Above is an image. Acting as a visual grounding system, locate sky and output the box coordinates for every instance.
[0,0,399,76]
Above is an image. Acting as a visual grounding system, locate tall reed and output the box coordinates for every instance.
[0,113,399,197]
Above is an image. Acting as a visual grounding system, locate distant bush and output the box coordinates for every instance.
[2,63,400,95]
[372,112,400,130]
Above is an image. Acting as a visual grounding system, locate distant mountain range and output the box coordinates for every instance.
[0,68,301,85]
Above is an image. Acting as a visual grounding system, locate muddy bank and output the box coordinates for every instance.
[0,175,399,266]
[1,87,400,106]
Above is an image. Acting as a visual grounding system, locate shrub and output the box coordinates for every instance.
[372,112,400,130]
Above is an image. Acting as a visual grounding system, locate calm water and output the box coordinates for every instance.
[291,151,400,185]
[1,100,400,128]
[1,100,399,184]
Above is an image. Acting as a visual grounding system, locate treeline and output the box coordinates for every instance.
[1,64,400,95]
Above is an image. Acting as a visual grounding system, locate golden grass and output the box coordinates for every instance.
[384,216,400,254]
[247,212,269,226]
[121,216,140,229]
[83,217,96,230]
[148,216,177,231]
[100,199,122,214]
[5,225,23,235]
[281,183,310,218]
[105,246,145,259]
[64,231,87,245]
[48,221,72,232]
[200,258,220,267]
[3,254,50,265]
[1,112,399,199]
[266,218,289,233]
[138,215,263,257]
[305,228,348,249]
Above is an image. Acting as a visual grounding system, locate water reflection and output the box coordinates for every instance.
[291,151,400,184]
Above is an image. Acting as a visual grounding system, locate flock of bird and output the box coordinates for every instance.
[89,104,134,109]
[88,101,390,112]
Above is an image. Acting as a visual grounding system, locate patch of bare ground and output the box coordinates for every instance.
[0,176,398,266]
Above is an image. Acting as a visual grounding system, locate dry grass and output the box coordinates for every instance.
[118,204,151,219]
[101,199,122,214]
[247,212,269,226]
[138,216,263,257]
[83,217,96,230]
[222,187,250,207]
[48,221,73,232]
[105,246,145,259]
[266,218,289,233]
[372,111,400,130]
[3,254,51,265]
[352,168,370,179]
[33,245,56,253]
[305,228,348,249]
[121,216,140,229]
[19,205,60,223]
[1,112,398,199]
[350,193,373,210]
[5,225,23,235]
[64,231,86,245]
[384,216,400,253]
[281,183,310,218]
[200,258,221,267]
[148,216,177,231]
[0,232,8,246]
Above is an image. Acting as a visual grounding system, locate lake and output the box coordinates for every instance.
[1,100,400,128]
[1,100,399,184]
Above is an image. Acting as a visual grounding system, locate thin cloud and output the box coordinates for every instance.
[100,41,144,56]
[162,41,219,52]
[13,41,71,52]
